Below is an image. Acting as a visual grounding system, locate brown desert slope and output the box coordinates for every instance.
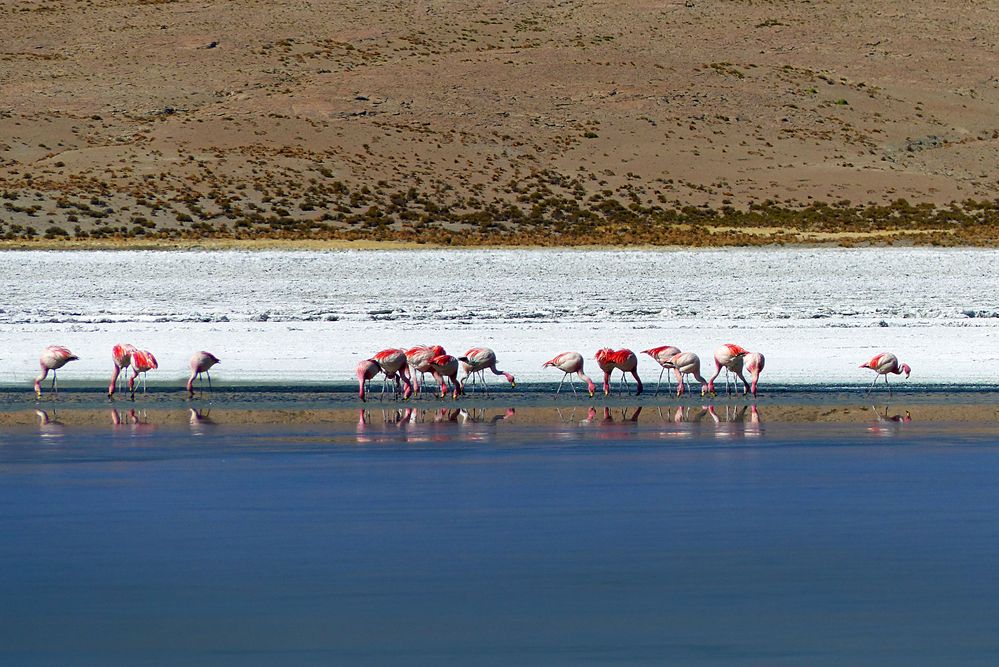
[0,0,997,247]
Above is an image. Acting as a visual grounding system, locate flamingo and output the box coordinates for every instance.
[373,348,414,400]
[595,348,642,396]
[34,346,79,398]
[428,353,462,399]
[458,347,515,394]
[708,343,750,395]
[745,352,765,397]
[127,349,158,398]
[543,352,596,397]
[642,345,681,395]
[108,343,137,397]
[187,351,221,396]
[860,352,911,395]
[356,358,380,402]
[405,345,446,394]
[669,351,708,397]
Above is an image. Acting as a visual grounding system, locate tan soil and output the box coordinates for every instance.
[0,0,996,245]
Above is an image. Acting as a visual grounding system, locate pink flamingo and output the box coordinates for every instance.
[428,353,462,399]
[356,359,380,402]
[543,352,596,397]
[708,343,750,395]
[108,343,138,398]
[595,348,642,396]
[642,345,681,395]
[405,345,446,394]
[745,352,765,397]
[127,350,158,399]
[860,352,911,395]
[373,348,414,400]
[187,351,221,396]
[669,351,708,397]
[34,345,79,398]
[458,347,515,394]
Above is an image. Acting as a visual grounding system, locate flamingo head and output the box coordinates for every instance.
[503,372,516,388]
[901,363,911,379]
[586,377,596,397]
[431,345,446,356]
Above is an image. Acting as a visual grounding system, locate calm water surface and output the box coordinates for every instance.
[2,409,999,665]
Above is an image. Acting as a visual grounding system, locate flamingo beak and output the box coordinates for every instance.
[511,382,516,388]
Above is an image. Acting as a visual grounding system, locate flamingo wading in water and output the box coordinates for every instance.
[187,351,221,397]
[109,343,138,398]
[669,351,708,397]
[595,348,643,396]
[405,345,445,395]
[458,347,515,394]
[642,345,681,395]
[128,350,158,399]
[356,358,381,402]
[708,343,750,395]
[373,348,414,400]
[34,346,79,398]
[428,354,462,399]
[543,352,596,398]
[860,352,911,395]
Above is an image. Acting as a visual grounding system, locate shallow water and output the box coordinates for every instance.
[3,395,999,665]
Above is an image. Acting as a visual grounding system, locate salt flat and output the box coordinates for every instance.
[0,248,995,387]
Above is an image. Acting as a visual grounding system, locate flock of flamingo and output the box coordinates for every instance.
[28,342,911,401]
[354,344,909,400]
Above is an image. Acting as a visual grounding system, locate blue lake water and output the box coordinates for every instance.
[2,403,999,665]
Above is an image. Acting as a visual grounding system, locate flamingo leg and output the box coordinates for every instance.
[568,373,578,396]
[51,371,57,395]
[655,367,664,396]
[555,372,567,397]
[866,373,880,394]
[885,374,892,397]
[207,372,212,393]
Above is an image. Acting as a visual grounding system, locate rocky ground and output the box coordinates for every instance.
[1,0,997,246]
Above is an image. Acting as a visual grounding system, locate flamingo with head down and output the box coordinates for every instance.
[187,351,221,397]
[860,352,910,395]
[595,348,642,396]
[669,351,708,397]
[356,359,380,402]
[34,346,79,398]
[458,347,515,394]
[127,350,158,399]
[404,345,445,395]
[109,343,137,398]
[543,352,596,398]
[708,343,750,395]
[428,353,462,399]
[373,348,414,400]
[642,345,681,395]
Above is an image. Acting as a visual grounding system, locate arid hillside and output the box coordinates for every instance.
[1,0,997,246]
